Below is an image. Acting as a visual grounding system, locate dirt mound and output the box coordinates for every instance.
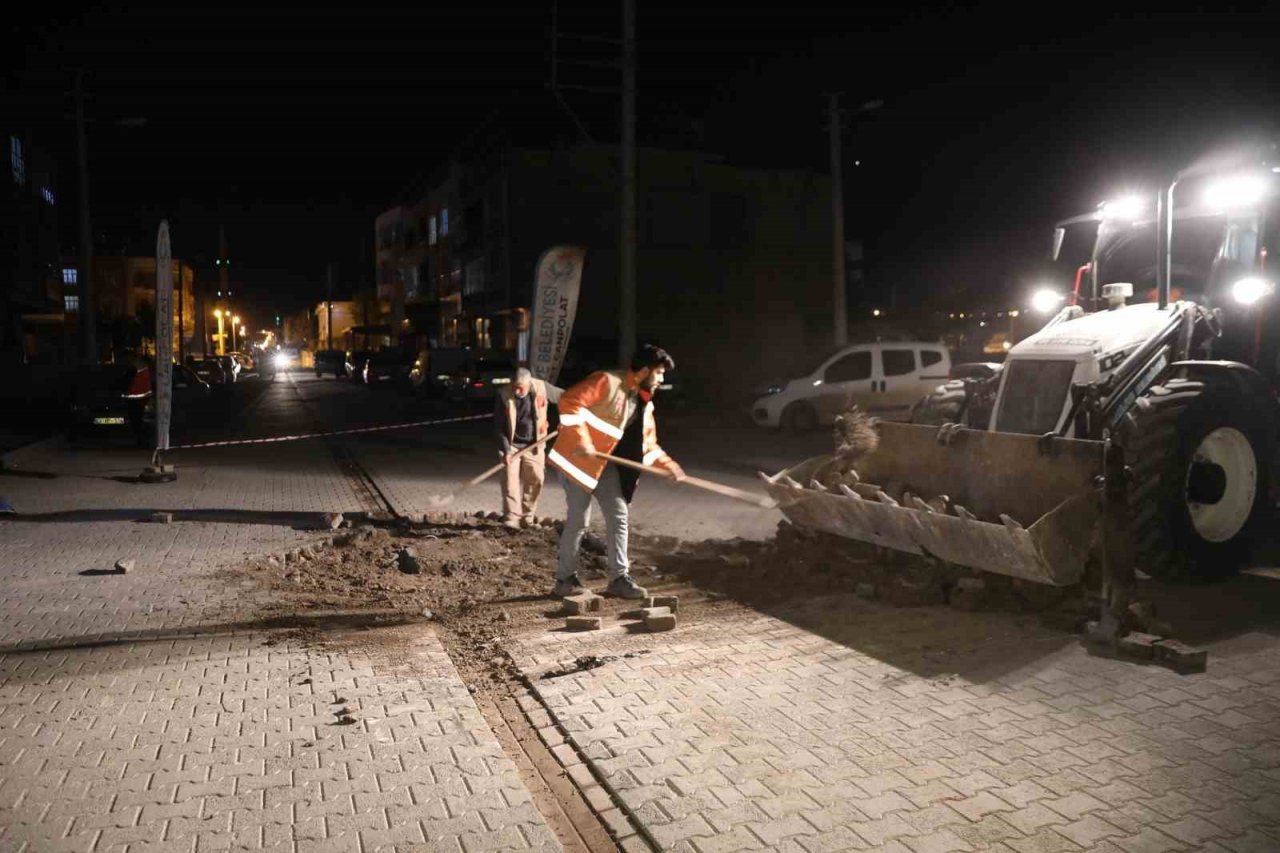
[225,517,1089,695]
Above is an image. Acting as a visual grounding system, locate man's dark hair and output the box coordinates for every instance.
[631,344,675,372]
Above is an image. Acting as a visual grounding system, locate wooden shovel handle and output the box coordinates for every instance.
[467,429,559,487]
[595,452,776,509]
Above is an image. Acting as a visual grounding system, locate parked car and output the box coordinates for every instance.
[216,354,241,383]
[948,361,1002,381]
[445,354,517,406]
[750,341,952,430]
[188,357,229,386]
[344,350,376,381]
[70,362,210,446]
[361,350,415,385]
[410,347,472,398]
[910,362,1006,428]
[314,349,345,378]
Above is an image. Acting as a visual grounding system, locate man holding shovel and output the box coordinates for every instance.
[495,368,562,529]
[548,345,686,599]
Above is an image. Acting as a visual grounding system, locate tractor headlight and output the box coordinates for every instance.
[273,353,290,369]
[1031,288,1065,314]
[1231,276,1275,306]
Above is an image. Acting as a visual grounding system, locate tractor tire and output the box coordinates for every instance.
[781,402,818,432]
[1118,377,1274,581]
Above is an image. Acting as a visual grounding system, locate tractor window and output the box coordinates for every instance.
[824,351,871,383]
[882,349,916,377]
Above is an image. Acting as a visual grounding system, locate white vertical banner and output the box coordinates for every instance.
[155,220,173,451]
[528,246,585,384]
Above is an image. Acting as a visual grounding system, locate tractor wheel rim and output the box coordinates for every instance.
[1185,427,1256,543]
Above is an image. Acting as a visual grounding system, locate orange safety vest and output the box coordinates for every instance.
[498,378,550,443]
[549,369,676,492]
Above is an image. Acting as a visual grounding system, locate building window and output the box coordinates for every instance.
[62,268,78,285]
[64,294,79,313]
[464,258,486,296]
[440,208,449,236]
[10,137,25,186]
[41,187,55,205]
[428,216,437,246]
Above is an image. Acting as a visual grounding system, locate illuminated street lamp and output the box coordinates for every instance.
[231,314,240,352]
[213,309,226,356]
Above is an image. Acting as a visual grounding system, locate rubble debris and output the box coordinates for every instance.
[114,558,134,574]
[651,595,679,612]
[540,652,650,680]
[322,512,344,531]
[150,511,173,524]
[397,547,421,575]
[949,577,988,611]
[565,616,602,631]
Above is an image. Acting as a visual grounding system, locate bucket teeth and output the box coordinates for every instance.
[954,504,977,521]
[908,495,934,513]
[838,484,862,499]
[999,513,1025,532]
[874,489,899,507]
[781,475,803,490]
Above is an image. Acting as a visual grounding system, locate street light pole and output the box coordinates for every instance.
[828,93,846,349]
[73,71,96,364]
[231,315,239,352]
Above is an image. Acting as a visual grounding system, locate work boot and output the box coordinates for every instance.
[502,516,522,531]
[552,574,587,598]
[605,575,648,599]
[521,516,536,528]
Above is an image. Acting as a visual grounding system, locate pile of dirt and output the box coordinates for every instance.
[225,517,1090,695]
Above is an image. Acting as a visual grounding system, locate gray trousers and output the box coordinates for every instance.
[557,466,630,581]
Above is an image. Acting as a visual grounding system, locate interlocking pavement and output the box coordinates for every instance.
[509,594,1280,853]
[0,436,562,852]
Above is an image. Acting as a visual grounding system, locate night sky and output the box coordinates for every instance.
[6,1,1280,329]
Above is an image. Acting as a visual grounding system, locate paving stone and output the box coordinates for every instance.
[566,616,603,631]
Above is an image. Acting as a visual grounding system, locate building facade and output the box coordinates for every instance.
[1,128,63,365]
[376,143,833,399]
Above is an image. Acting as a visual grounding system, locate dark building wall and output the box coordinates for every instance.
[505,145,832,399]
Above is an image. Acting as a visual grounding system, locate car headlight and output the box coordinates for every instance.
[273,353,290,368]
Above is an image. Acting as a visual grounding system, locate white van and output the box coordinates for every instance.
[751,341,952,430]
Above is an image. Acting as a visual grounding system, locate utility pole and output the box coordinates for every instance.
[326,262,335,351]
[177,262,184,362]
[619,0,636,366]
[828,93,847,349]
[73,71,96,363]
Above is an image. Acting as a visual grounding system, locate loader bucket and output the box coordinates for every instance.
[762,422,1106,586]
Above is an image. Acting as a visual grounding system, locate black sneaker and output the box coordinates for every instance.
[552,574,587,597]
[604,575,647,599]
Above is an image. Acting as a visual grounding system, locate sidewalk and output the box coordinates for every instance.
[0,440,562,852]
[507,592,1280,853]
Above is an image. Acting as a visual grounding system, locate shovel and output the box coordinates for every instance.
[426,430,559,508]
[595,452,777,509]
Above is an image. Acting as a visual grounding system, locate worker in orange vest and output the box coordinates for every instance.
[548,344,686,599]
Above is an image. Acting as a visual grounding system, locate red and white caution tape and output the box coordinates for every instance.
[166,413,491,450]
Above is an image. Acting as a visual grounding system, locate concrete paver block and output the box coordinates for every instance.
[563,594,602,615]
[566,616,603,631]
[1154,640,1208,673]
[644,613,676,632]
